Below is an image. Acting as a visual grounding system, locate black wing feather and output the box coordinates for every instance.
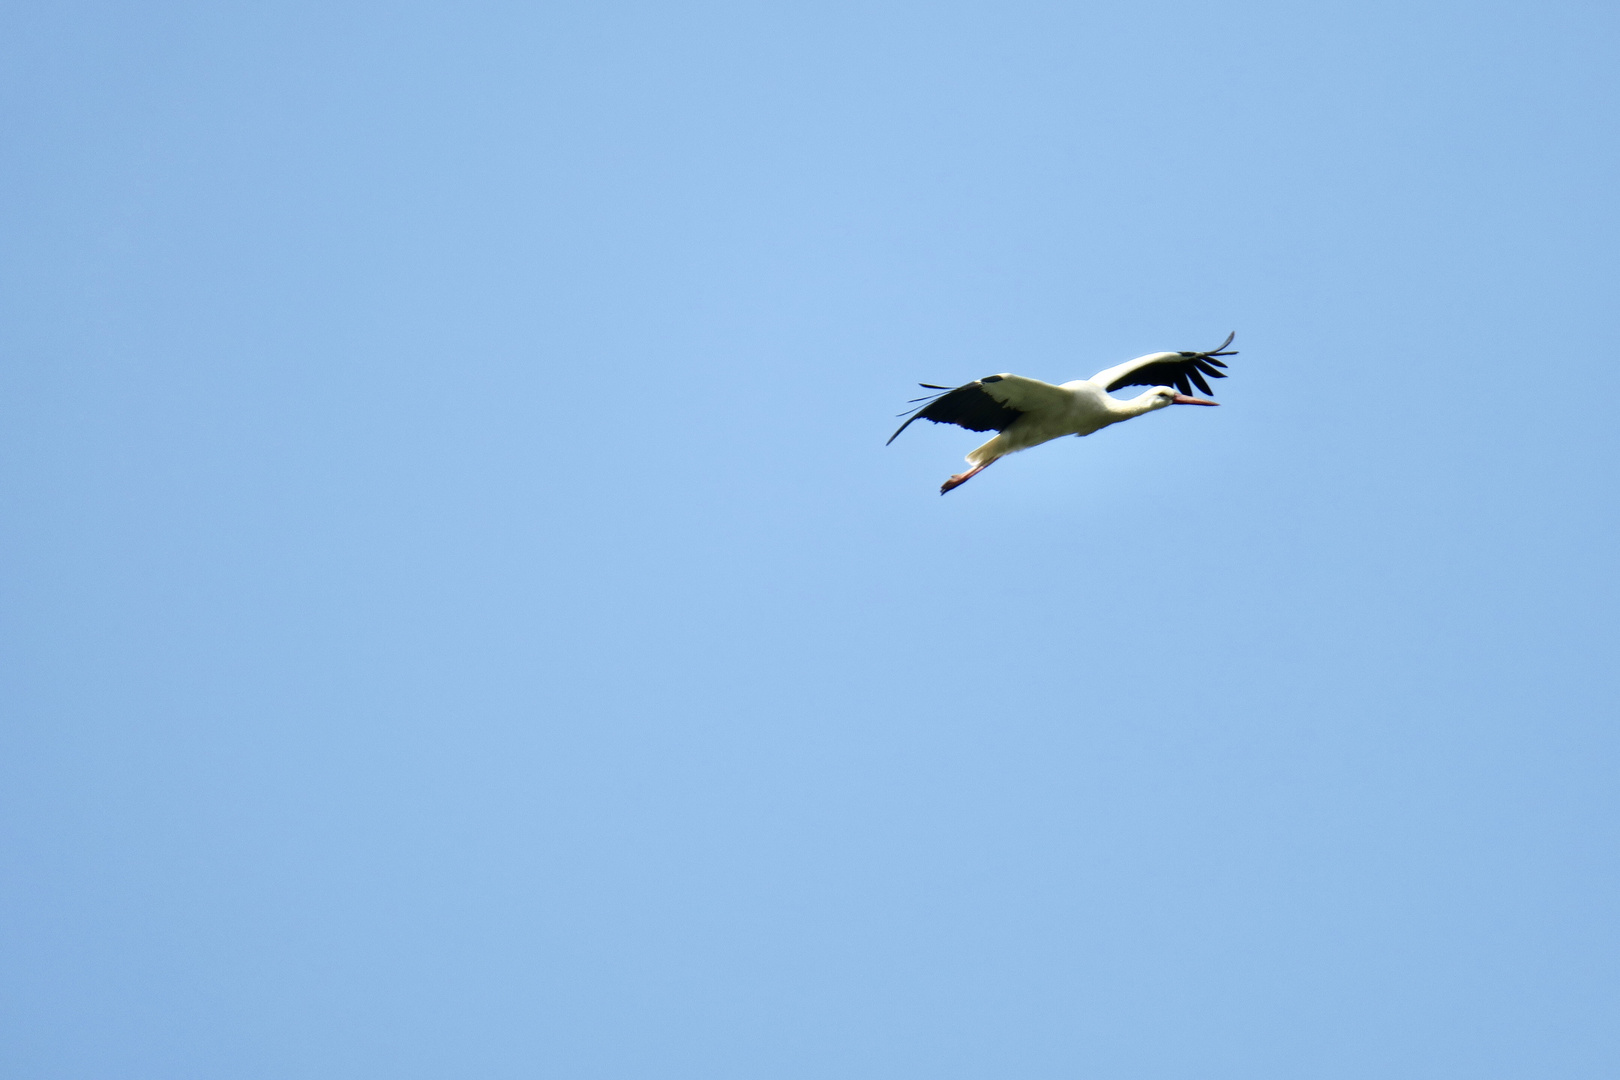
[887,380,1025,445]
[1104,333,1238,395]
[1108,359,1232,393]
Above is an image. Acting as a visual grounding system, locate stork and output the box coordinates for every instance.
[889,333,1238,494]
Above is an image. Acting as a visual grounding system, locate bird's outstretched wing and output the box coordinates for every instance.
[1087,332,1238,397]
[887,374,1070,445]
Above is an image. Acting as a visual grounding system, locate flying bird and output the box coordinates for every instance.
[889,333,1238,494]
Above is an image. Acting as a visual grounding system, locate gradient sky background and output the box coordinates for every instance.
[4,1,1618,1077]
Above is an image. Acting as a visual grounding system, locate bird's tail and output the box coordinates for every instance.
[966,435,1005,467]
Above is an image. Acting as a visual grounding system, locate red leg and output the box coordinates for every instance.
[940,458,995,494]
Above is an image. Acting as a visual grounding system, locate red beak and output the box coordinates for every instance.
[1172,394,1220,406]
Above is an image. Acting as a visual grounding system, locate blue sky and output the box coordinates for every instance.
[4,1,1618,1076]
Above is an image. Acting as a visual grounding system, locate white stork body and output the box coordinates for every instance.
[962,378,1159,461]
[889,335,1238,493]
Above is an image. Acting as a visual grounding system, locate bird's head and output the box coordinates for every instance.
[1146,386,1220,409]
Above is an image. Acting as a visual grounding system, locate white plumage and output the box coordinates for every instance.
[889,333,1237,493]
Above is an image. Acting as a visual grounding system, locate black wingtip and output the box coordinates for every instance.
[886,415,918,445]
[1186,333,1238,361]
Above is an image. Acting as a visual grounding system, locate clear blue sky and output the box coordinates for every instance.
[4,1,1617,1076]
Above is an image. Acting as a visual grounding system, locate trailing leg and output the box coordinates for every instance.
[940,457,997,494]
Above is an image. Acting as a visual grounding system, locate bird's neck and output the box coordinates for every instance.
[1114,391,1165,418]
